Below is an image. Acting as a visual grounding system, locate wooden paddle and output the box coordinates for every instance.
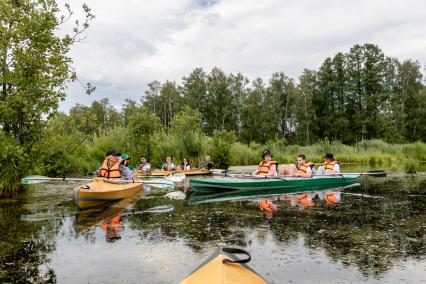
[21,175,175,185]
[223,170,387,179]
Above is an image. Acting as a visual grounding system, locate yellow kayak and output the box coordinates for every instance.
[73,178,142,209]
[136,169,212,177]
[180,247,267,284]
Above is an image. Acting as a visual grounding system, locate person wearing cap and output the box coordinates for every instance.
[95,149,123,179]
[136,156,151,174]
[120,154,133,180]
[316,153,340,175]
[251,150,278,176]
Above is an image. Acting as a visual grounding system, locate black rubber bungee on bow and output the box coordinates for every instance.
[222,247,251,264]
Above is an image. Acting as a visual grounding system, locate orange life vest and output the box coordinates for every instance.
[257,160,278,175]
[100,158,121,179]
[323,160,339,173]
[325,191,337,204]
[259,200,274,213]
[299,193,314,207]
[297,162,314,175]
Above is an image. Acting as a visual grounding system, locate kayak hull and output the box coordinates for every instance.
[180,247,267,284]
[74,178,142,209]
[189,174,361,193]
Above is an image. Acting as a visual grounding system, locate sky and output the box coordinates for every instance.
[58,0,426,112]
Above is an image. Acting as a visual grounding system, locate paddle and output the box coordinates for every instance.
[312,170,387,178]
[21,175,176,185]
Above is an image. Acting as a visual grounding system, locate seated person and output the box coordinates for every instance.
[294,154,314,178]
[177,158,191,171]
[251,150,278,177]
[160,156,176,171]
[96,149,123,179]
[198,155,214,170]
[136,156,151,174]
[279,154,314,177]
[120,154,133,180]
[316,153,340,175]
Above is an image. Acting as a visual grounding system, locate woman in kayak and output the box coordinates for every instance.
[251,150,278,176]
[177,158,191,171]
[160,156,176,171]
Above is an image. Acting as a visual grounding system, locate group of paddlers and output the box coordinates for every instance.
[251,150,340,178]
[95,149,214,180]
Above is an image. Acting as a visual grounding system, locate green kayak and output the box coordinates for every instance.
[189,174,362,194]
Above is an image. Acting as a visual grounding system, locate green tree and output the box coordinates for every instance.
[0,0,94,193]
[211,130,236,170]
[128,107,162,159]
[170,106,203,165]
[240,78,265,143]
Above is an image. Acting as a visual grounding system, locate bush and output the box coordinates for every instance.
[0,134,28,196]
[211,130,236,169]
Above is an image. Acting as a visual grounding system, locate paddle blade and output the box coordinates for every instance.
[21,176,51,185]
[365,170,386,177]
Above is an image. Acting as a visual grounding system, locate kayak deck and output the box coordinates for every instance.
[180,247,267,284]
[74,178,142,209]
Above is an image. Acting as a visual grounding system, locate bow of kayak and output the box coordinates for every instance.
[180,247,267,284]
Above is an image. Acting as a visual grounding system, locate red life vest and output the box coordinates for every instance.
[297,162,314,175]
[323,160,339,173]
[257,160,278,175]
[100,158,121,179]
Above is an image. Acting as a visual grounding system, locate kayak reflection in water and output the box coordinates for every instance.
[101,214,122,242]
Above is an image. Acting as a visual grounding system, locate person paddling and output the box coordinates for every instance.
[316,153,340,175]
[251,150,278,177]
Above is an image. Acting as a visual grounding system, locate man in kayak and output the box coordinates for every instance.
[198,155,214,170]
[278,154,314,177]
[316,153,340,175]
[251,150,278,176]
[160,156,176,171]
[136,156,151,174]
[294,154,315,177]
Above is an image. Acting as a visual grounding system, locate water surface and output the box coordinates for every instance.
[0,170,425,283]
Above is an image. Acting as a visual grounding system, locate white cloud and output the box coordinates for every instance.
[59,0,426,112]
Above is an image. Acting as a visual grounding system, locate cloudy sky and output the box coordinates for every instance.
[59,0,426,112]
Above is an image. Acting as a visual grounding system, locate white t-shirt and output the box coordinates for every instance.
[333,163,340,173]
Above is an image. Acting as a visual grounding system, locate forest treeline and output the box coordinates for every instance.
[70,44,426,145]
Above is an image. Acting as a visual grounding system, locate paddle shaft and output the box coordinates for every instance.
[22,176,174,185]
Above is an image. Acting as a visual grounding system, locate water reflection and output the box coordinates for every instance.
[0,176,425,283]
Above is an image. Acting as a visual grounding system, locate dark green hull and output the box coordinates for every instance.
[189,175,361,193]
[189,174,361,204]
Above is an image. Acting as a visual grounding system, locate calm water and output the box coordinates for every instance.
[1,168,425,283]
